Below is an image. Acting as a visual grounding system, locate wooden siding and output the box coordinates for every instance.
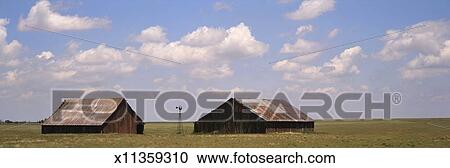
[41,125,103,134]
[265,121,314,133]
[194,121,266,133]
[194,98,315,133]
[102,101,142,134]
[42,98,144,134]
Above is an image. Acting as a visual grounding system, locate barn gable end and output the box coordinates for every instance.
[194,98,314,133]
[42,98,144,134]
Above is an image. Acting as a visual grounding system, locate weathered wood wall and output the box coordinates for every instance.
[102,101,143,134]
[42,100,144,134]
[265,121,314,133]
[41,125,103,134]
[194,98,315,134]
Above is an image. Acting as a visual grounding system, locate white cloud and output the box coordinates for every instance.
[181,26,227,47]
[286,0,335,20]
[18,0,110,31]
[0,70,21,87]
[328,28,339,38]
[213,2,232,11]
[0,43,139,101]
[36,51,54,60]
[279,38,320,63]
[323,46,362,75]
[215,23,268,58]
[139,23,267,65]
[190,64,233,79]
[376,20,450,79]
[32,45,136,83]
[402,40,450,79]
[406,41,450,68]
[377,20,450,61]
[272,60,300,71]
[276,46,363,82]
[74,49,135,75]
[281,38,319,54]
[296,25,313,36]
[75,45,123,63]
[134,26,167,43]
[4,70,18,83]
[0,22,267,100]
[0,18,23,67]
[138,23,267,79]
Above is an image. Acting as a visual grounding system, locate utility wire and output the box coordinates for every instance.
[25,25,183,65]
[269,24,427,64]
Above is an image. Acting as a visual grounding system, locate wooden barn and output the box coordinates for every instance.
[42,98,144,134]
[194,98,314,133]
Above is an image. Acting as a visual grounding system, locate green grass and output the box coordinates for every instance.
[0,119,449,147]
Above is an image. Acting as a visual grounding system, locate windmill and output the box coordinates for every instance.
[176,105,183,134]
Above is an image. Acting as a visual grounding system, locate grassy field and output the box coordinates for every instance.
[0,118,449,147]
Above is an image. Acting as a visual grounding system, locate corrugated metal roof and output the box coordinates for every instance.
[236,99,312,121]
[42,98,124,126]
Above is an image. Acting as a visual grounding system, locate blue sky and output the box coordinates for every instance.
[0,0,450,121]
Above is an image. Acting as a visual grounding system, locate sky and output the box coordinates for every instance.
[0,0,450,121]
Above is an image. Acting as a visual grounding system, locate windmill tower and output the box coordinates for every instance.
[176,105,183,134]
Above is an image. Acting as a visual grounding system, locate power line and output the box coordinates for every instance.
[25,25,183,65]
[269,24,427,64]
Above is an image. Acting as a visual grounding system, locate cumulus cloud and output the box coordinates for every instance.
[328,28,339,38]
[134,26,167,43]
[296,25,313,36]
[0,42,141,101]
[137,23,267,79]
[139,23,267,64]
[402,40,450,79]
[36,51,54,60]
[12,44,137,89]
[377,20,450,61]
[0,70,19,86]
[286,0,335,20]
[281,38,319,54]
[280,38,321,63]
[272,60,300,71]
[180,26,227,46]
[275,46,363,82]
[0,18,23,67]
[75,45,123,63]
[1,22,267,100]
[376,20,450,79]
[18,0,111,31]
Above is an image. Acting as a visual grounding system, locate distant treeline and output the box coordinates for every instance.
[0,119,44,124]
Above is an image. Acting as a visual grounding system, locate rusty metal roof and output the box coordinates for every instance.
[236,99,312,121]
[43,98,125,126]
